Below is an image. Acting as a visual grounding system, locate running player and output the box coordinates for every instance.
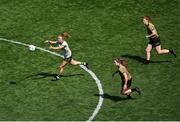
[45,32,89,81]
[112,58,141,98]
[143,16,176,64]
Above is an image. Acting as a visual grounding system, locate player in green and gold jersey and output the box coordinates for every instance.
[112,58,141,98]
[143,16,176,64]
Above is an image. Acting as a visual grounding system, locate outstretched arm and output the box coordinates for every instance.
[49,45,64,50]
[44,40,57,44]
[112,70,119,78]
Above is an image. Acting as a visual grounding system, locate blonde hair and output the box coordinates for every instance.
[58,32,70,39]
[63,32,70,38]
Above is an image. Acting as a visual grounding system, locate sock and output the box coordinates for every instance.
[169,49,173,54]
[131,88,136,92]
[127,95,132,99]
[169,49,176,58]
[81,62,86,65]
[169,49,174,54]
[146,60,150,64]
[57,74,63,77]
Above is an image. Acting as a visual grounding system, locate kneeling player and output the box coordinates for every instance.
[112,58,141,98]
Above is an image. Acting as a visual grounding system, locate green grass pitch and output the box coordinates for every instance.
[0,0,180,121]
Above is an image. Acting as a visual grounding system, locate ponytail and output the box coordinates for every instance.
[58,32,70,40]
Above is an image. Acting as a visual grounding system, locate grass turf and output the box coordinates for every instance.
[0,0,180,120]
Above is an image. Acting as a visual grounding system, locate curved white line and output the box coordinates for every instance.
[0,38,104,121]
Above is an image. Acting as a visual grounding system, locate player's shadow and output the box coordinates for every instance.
[9,72,84,84]
[121,54,172,64]
[94,93,135,102]
[31,72,85,80]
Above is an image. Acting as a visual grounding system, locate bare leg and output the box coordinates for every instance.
[124,89,132,95]
[59,60,68,75]
[145,44,153,64]
[146,44,153,61]
[70,59,89,68]
[121,86,132,95]
[121,87,141,96]
[121,87,132,99]
[70,59,81,65]
[155,45,169,54]
[52,60,68,81]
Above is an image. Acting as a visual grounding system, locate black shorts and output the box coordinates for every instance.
[64,56,72,63]
[127,78,132,88]
[122,78,132,88]
[149,37,161,47]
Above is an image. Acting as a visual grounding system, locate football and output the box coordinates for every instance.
[29,45,36,51]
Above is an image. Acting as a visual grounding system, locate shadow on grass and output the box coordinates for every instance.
[31,72,85,80]
[121,54,172,64]
[9,72,85,84]
[94,93,136,102]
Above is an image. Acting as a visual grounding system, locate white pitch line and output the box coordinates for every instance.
[80,65,104,121]
[0,37,104,121]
